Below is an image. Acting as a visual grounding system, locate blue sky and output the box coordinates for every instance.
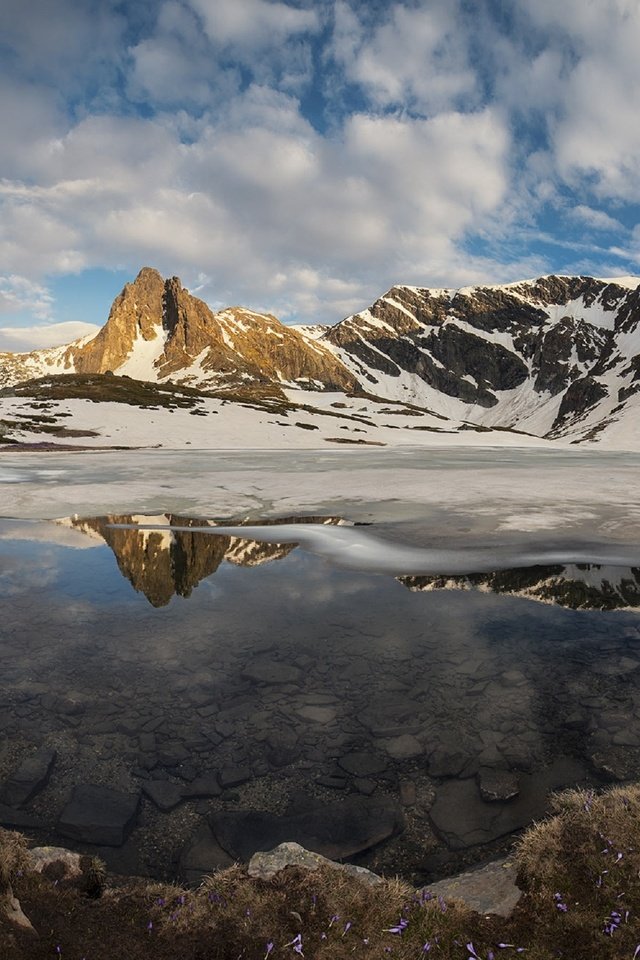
[2,0,640,350]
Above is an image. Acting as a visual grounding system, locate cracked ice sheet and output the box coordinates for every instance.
[0,446,639,546]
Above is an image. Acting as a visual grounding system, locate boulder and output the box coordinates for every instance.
[478,769,519,802]
[57,784,140,846]
[426,856,522,917]
[248,842,382,886]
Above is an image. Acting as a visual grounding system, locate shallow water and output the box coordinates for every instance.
[1,514,640,882]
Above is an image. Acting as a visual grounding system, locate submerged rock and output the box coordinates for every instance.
[0,747,56,808]
[210,796,404,862]
[57,784,140,846]
[179,824,234,884]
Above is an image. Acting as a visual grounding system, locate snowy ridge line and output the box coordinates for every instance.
[107,523,640,576]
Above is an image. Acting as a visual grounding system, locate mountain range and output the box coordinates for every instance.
[2,267,640,447]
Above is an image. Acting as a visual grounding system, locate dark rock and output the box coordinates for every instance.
[0,747,57,807]
[381,734,423,759]
[210,796,404,862]
[353,778,377,796]
[57,784,140,846]
[399,780,417,806]
[142,780,184,812]
[267,731,300,768]
[219,766,252,788]
[316,775,347,790]
[179,824,234,884]
[478,769,519,802]
[0,803,45,830]
[181,774,221,798]
[242,660,302,685]
[338,752,388,777]
[427,745,469,778]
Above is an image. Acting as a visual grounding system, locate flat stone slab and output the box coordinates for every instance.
[429,757,587,850]
[181,774,222,799]
[179,824,234,884]
[210,796,404,862]
[242,659,302,684]
[142,780,183,812]
[295,705,337,724]
[427,856,522,917]
[57,784,140,846]
[0,747,56,807]
[381,734,423,759]
[219,766,252,788]
[337,752,388,777]
[248,842,382,886]
[0,804,45,830]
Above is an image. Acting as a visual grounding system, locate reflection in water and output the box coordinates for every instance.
[0,515,639,885]
[59,514,341,607]
[61,515,640,611]
[401,564,640,611]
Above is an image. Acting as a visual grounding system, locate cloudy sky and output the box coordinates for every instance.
[2,0,640,350]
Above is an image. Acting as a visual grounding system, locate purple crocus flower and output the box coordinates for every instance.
[385,917,409,934]
[264,942,274,959]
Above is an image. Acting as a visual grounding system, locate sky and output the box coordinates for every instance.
[2,0,640,351]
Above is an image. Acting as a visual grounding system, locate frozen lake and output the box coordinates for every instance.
[1,447,640,882]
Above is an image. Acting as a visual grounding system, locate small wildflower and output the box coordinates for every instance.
[385,918,409,934]
[320,932,327,941]
[422,943,431,953]
[467,944,480,959]
[264,942,274,959]
[147,920,153,933]
[438,895,447,912]
[342,921,352,936]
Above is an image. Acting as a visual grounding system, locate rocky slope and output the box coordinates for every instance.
[0,268,355,395]
[2,270,640,445]
[318,275,640,443]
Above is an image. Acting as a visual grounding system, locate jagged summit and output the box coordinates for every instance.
[0,268,355,394]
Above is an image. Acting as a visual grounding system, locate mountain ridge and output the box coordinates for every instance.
[2,268,640,446]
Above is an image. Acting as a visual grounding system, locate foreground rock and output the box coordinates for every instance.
[248,842,382,886]
[210,796,404,862]
[0,748,56,807]
[57,785,140,846]
[426,856,522,918]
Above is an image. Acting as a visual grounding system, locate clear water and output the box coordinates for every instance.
[1,514,639,882]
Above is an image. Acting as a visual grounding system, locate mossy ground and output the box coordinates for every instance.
[3,785,640,959]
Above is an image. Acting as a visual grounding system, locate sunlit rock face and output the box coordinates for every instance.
[0,268,356,395]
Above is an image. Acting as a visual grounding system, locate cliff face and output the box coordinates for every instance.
[321,275,640,441]
[42,269,355,394]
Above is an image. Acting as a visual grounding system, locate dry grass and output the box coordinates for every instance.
[4,786,640,958]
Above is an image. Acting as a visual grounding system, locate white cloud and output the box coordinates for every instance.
[0,321,99,352]
[189,0,319,47]
[0,275,55,321]
[569,205,625,232]
[331,0,477,115]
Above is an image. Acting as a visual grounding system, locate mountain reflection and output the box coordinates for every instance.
[57,516,640,611]
[59,514,341,607]
[400,564,640,611]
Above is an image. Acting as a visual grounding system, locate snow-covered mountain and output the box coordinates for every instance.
[2,269,640,447]
[318,275,640,444]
